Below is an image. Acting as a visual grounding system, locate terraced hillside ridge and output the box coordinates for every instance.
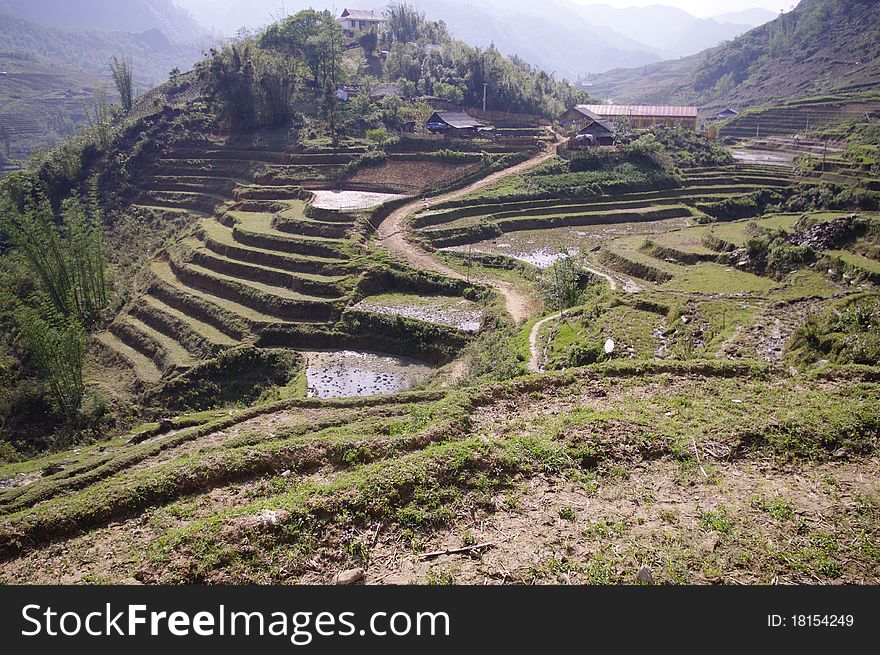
[415,157,800,285]
[0,363,877,585]
[529,212,879,373]
[92,124,548,403]
[0,52,106,175]
[719,96,880,141]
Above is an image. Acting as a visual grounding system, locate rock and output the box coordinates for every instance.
[258,509,290,527]
[334,568,365,585]
[832,447,849,460]
[701,532,721,553]
[636,566,653,584]
[281,470,292,478]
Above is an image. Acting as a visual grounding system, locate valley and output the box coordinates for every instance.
[0,1,877,587]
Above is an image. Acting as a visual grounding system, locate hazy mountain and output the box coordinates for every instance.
[0,2,212,172]
[0,0,208,44]
[567,3,761,59]
[710,8,779,27]
[174,0,777,77]
[388,0,660,79]
[591,0,880,112]
[0,13,204,86]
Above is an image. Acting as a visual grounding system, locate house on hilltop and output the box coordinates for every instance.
[338,9,386,37]
[425,111,488,136]
[559,104,698,131]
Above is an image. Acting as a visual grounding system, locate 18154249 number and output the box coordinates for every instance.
[791,615,854,628]
[768,614,854,628]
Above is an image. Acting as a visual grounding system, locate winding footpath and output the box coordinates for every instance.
[374,129,631,375]
[376,131,565,323]
[527,310,567,373]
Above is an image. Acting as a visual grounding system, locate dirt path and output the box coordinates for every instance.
[527,310,566,373]
[376,131,563,324]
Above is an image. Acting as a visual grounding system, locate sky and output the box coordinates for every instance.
[571,1,797,18]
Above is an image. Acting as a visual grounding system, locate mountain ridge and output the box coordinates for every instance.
[590,0,880,112]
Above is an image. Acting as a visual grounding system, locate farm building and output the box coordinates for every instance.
[570,119,616,147]
[708,107,739,122]
[425,111,488,136]
[370,82,404,100]
[338,9,386,36]
[559,104,699,131]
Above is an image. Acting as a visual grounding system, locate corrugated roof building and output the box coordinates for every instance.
[425,112,488,134]
[559,104,699,131]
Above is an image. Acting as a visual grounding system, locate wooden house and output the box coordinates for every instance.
[571,119,616,147]
[338,9,386,37]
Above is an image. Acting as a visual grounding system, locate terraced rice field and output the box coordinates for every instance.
[448,216,695,268]
[310,190,406,211]
[719,98,880,140]
[416,162,798,292]
[93,137,486,398]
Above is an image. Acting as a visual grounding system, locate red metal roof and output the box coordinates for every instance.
[577,104,698,119]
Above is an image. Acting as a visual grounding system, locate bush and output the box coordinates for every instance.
[537,256,597,310]
[786,295,880,366]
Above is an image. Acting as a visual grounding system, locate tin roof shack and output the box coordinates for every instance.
[560,104,699,131]
[708,107,739,122]
[425,111,489,136]
[370,83,404,101]
[570,119,616,147]
[559,105,602,133]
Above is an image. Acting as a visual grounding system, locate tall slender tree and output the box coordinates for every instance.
[110,56,135,113]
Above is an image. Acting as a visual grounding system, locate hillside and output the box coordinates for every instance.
[591,0,880,112]
[0,51,108,174]
[0,0,207,44]
[0,9,208,173]
[0,13,205,85]
[0,5,878,588]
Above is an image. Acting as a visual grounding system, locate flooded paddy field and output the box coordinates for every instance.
[731,150,794,167]
[446,216,694,268]
[304,350,436,399]
[354,293,485,331]
[310,190,407,211]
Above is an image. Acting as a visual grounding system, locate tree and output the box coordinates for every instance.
[13,303,85,419]
[537,255,586,310]
[359,29,378,56]
[109,56,134,113]
[386,3,424,44]
[0,186,108,326]
[260,9,342,89]
[433,81,464,105]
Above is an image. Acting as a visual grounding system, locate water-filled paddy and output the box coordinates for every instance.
[355,293,484,331]
[445,217,693,268]
[304,350,435,399]
[310,190,406,210]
